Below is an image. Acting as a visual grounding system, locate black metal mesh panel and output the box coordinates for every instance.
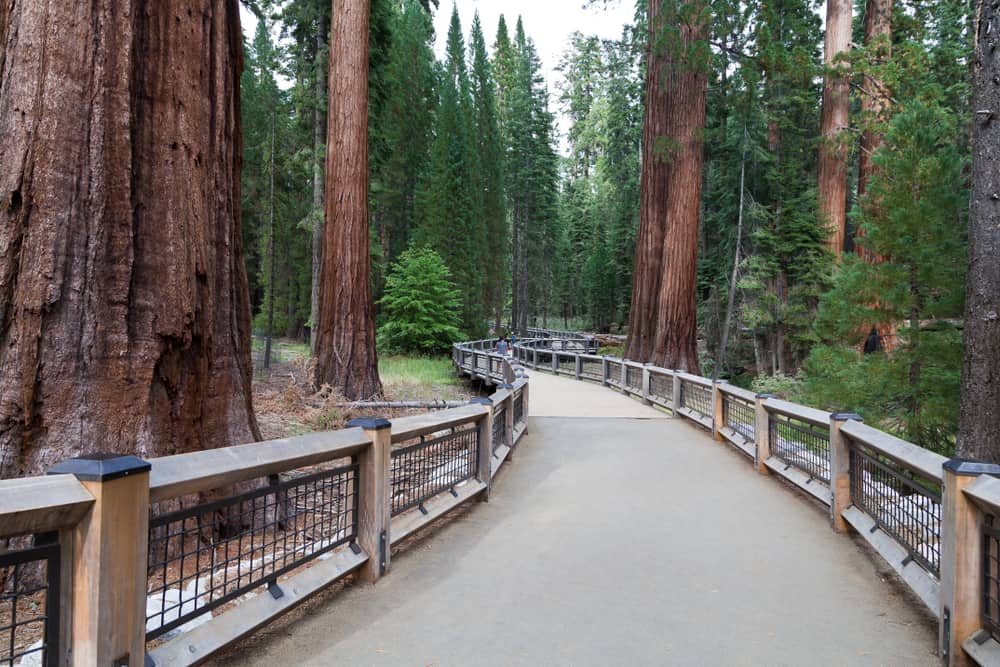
[679,381,712,419]
[984,516,1000,642]
[768,412,830,483]
[649,372,672,401]
[0,543,59,667]
[476,355,488,372]
[147,465,358,642]
[557,354,575,375]
[849,443,941,575]
[492,407,506,453]
[625,366,643,391]
[605,360,623,385]
[513,391,525,425]
[722,394,756,443]
[390,428,478,517]
[581,360,603,380]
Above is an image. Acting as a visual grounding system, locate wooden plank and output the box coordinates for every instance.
[718,383,757,403]
[149,430,370,502]
[675,371,713,387]
[964,475,1000,518]
[719,427,755,460]
[842,506,940,617]
[0,475,94,538]
[962,634,1000,666]
[147,546,368,666]
[676,407,712,431]
[390,404,489,443]
[352,420,390,583]
[763,457,832,506]
[513,424,527,445]
[489,388,512,404]
[763,397,831,428]
[389,479,487,545]
[491,444,512,478]
[840,420,946,483]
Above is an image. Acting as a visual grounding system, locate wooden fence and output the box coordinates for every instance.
[456,335,1000,667]
[0,353,530,666]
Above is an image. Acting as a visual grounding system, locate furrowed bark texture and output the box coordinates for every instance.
[315,0,383,400]
[958,1,1000,461]
[625,1,704,373]
[625,2,669,362]
[856,0,891,264]
[817,0,852,257]
[0,0,260,478]
[649,14,706,374]
[310,26,327,356]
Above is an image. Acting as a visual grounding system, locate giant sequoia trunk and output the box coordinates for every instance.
[957,2,1000,461]
[624,0,669,361]
[625,0,705,373]
[817,0,852,258]
[0,0,259,478]
[315,0,383,400]
[310,27,328,356]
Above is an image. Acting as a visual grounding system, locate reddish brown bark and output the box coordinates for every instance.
[314,0,383,400]
[624,1,669,362]
[817,0,852,258]
[856,0,891,264]
[0,0,260,478]
[649,14,707,374]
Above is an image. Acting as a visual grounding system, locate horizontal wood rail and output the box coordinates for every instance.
[0,474,94,538]
[470,329,1000,666]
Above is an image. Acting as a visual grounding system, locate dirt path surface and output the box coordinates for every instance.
[209,373,938,666]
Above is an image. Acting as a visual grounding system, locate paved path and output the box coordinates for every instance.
[212,373,938,666]
[525,368,668,418]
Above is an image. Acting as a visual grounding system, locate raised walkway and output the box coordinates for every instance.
[211,372,938,666]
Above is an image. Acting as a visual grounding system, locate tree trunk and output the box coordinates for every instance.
[0,0,259,477]
[315,0,383,400]
[648,4,707,374]
[957,2,1000,461]
[624,0,669,361]
[264,113,276,369]
[817,0,852,258]
[310,26,327,356]
[856,0,891,262]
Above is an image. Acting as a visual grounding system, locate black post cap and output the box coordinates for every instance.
[943,458,1000,476]
[831,412,863,422]
[48,453,151,482]
[346,417,391,431]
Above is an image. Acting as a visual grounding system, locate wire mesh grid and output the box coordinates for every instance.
[648,372,672,401]
[605,360,623,385]
[513,391,525,425]
[557,354,575,375]
[722,393,756,444]
[984,516,1000,642]
[475,355,489,372]
[581,360,603,380]
[390,427,479,517]
[146,464,358,641]
[768,412,831,483]
[0,543,58,667]
[680,381,712,419]
[492,407,506,453]
[849,442,941,575]
[625,366,643,392]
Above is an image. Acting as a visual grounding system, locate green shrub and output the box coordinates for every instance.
[377,246,464,355]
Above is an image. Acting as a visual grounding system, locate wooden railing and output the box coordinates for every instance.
[481,334,1000,667]
[0,346,531,666]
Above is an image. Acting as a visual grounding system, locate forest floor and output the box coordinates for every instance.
[251,341,475,440]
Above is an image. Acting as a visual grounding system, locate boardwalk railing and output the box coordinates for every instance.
[0,347,530,666]
[456,334,1000,667]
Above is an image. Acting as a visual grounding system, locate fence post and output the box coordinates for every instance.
[48,454,151,666]
[346,417,392,584]
[828,413,862,533]
[641,365,653,406]
[551,348,559,375]
[940,459,1000,665]
[754,393,774,475]
[712,381,724,441]
[498,384,516,459]
[575,354,582,381]
[621,360,629,395]
[469,398,494,501]
[601,356,609,386]
[532,347,538,368]
[671,372,682,416]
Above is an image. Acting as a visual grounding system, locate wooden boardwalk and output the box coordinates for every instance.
[210,372,938,666]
